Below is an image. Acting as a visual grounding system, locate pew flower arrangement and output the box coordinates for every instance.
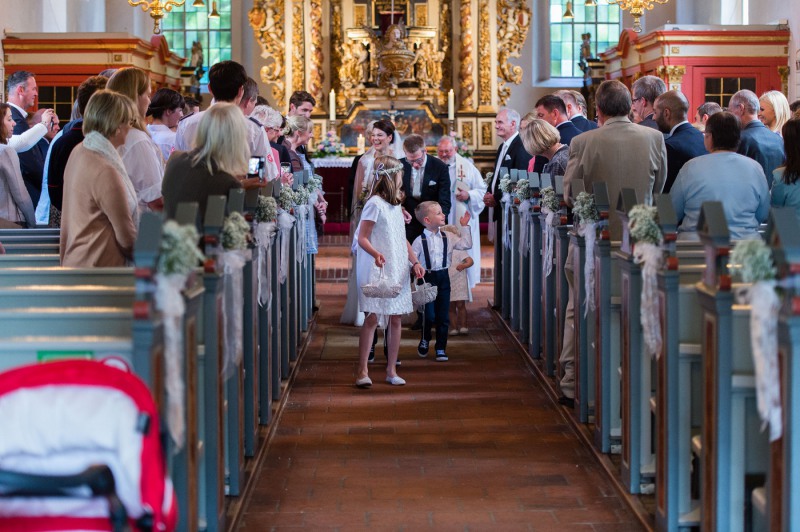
[255,195,278,223]
[514,178,532,201]
[539,186,559,278]
[514,178,534,256]
[308,174,323,194]
[573,191,599,315]
[498,177,513,195]
[483,171,494,188]
[311,130,346,158]
[155,220,206,448]
[730,238,782,442]
[277,186,296,212]
[629,205,664,359]
[221,212,251,251]
[293,185,311,206]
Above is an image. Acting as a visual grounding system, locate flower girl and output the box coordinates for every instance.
[354,155,425,388]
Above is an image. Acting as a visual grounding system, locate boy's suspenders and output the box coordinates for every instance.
[420,232,447,271]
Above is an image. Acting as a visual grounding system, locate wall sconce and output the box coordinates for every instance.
[208,1,220,18]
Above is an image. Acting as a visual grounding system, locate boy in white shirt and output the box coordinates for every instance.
[411,201,472,361]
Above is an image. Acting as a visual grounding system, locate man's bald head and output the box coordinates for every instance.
[654,90,690,133]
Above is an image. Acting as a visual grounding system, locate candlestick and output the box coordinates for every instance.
[447,89,455,121]
[357,133,366,155]
[329,89,336,121]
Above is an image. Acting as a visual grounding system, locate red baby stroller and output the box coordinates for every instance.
[0,359,178,531]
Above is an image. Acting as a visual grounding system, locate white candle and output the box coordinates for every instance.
[447,89,455,121]
[329,89,336,121]
[357,133,365,155]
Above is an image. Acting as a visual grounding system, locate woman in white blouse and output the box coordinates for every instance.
[0,103,35,226]
[146,88,184,161]
[107,67,165,213]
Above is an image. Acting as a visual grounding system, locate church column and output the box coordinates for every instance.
[307,0,325,113]
[477,0,494,113]
[457,0,476,112]
[496,0,531,107]
[290,0,305,95]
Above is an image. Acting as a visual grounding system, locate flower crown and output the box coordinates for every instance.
[374,162,404,180]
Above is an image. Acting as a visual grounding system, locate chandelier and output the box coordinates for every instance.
[608,0,669,33]
[128,0,186,34]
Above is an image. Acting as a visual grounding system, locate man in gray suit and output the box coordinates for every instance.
[558,79,666,407]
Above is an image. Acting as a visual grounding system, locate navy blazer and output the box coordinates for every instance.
[571,115,598,132]
[738,119,785,188]
[663,122,708,193]
[401,154,451,242]
[638,113,659,130]
[11,105,46,205]
[556,120,582,146]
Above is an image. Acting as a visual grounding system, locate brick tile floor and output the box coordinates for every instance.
[236,248,647,530]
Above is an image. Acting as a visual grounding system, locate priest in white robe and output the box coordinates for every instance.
[437,136,486,289]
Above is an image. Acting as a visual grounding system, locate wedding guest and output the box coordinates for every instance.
[791,99,800,120]
[771,119,800,218]
[730,89,785,187]
[162,103,263,224]
[183,97,201,117]
[106,67,165,212]
[252,105,291,167]
[0,103,36,227]
[146,88,184,160]
[59,91,139,266]
[758,90,791,135]
[521,118,568,178]
[693,101,722,132]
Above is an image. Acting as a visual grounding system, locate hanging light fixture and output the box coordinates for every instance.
[563,1,575,19]
[608,0,669,33]
[128,0,186,34]
[208,0,220,18]
[192,0,205,7]
[585,0,597,6]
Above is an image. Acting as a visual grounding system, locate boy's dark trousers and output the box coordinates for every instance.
[421,270,451,352]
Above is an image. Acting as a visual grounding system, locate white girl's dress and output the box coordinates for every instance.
[356,196,413,319]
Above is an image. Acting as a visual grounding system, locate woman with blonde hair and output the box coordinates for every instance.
[521,118,568,177]
[162,102,263,223]
[106,67,165,212]
[59,90,139,266]
[758,90,791,135]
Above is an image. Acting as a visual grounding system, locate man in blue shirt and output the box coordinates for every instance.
[729,89,785,188]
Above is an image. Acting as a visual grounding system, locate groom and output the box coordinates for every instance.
[400,134,451,243]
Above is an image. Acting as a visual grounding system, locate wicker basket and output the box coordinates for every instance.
[411,278,438,309]
[360,267,402,299]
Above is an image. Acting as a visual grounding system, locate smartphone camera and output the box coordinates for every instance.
[248,156,266,181]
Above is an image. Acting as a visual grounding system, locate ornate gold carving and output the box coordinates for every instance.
[478,0,491,108]
[330,1,342,98]
[249,1,286,108]
[458,0,474,111]
[354,5,367,26]
[656,65,685,85]
[496,0,531,106]
[308,0,324,110]
[778,66,789,96]
[292,0,305,94]
[439,0,452,91]
[481,122,493,146]
[462,121,473,145]
[415,4,428,26]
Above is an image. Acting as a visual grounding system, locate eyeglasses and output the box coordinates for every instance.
[406,153,425,165]
[632,96,644,104]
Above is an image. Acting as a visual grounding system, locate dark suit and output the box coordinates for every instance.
[556,120,582,146]
[11,105,46,205]
[270,141,292,166]
[401,154,451,242]
[491,133,532,310]
[571,115,598,132]
[738,119,785,189]
[47,119,84,211]
[638,113,658,130]
[663,122,707,193]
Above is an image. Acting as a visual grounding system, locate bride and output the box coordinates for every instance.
[340,119,401,325]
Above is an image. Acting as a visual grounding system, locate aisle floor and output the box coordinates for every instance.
[237,246,645,531]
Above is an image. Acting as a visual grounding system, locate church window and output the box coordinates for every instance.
[162,1,232,85]
[704,77,756,108]
[37,86,76,120]
[549,0,620,78]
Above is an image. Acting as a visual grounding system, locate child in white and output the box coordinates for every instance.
[355,155,425,388]
[411,202,472,361]
[443,224,475,335]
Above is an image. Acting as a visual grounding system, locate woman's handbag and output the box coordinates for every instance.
[360,267,402,299]
[411,278,438,309]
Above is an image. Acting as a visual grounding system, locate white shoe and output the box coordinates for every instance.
[459,327,469,335]
[385,375,406,386]
[355,376,372,388]
[449,329,459,336]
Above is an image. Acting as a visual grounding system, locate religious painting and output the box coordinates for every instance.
[415,4,428,26]
[340,108,445,149]
[354,4,367,27]
[480,121,494,148]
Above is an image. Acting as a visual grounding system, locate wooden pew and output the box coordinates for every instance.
[0,243,59,254]
[537,173,558,376]
[553,176,571,380]
[0,254,61,267]
[527,172,542,358]
[694,202,769,532]
[751,208,800,532]
[509,168,521,330]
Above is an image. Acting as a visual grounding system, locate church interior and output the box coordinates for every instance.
[1,0,799,530]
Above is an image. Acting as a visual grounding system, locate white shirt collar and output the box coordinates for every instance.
[7,101,27,116]
[502,131,518,149]
[665,120,690,139]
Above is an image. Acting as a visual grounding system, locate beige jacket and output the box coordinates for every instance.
[60,143,137,267]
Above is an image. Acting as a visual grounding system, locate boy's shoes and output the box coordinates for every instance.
[435,351,448,362]
[459,327,469,335]
[449,329,459,336]
[368,345,375,362]
[417,339,429,357]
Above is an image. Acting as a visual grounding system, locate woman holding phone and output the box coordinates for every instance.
[161,103,264,224]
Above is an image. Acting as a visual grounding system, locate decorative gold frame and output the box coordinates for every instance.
[354,4,367,26]
[414,4,428,26]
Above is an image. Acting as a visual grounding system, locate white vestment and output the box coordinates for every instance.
[447,153,486,289]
